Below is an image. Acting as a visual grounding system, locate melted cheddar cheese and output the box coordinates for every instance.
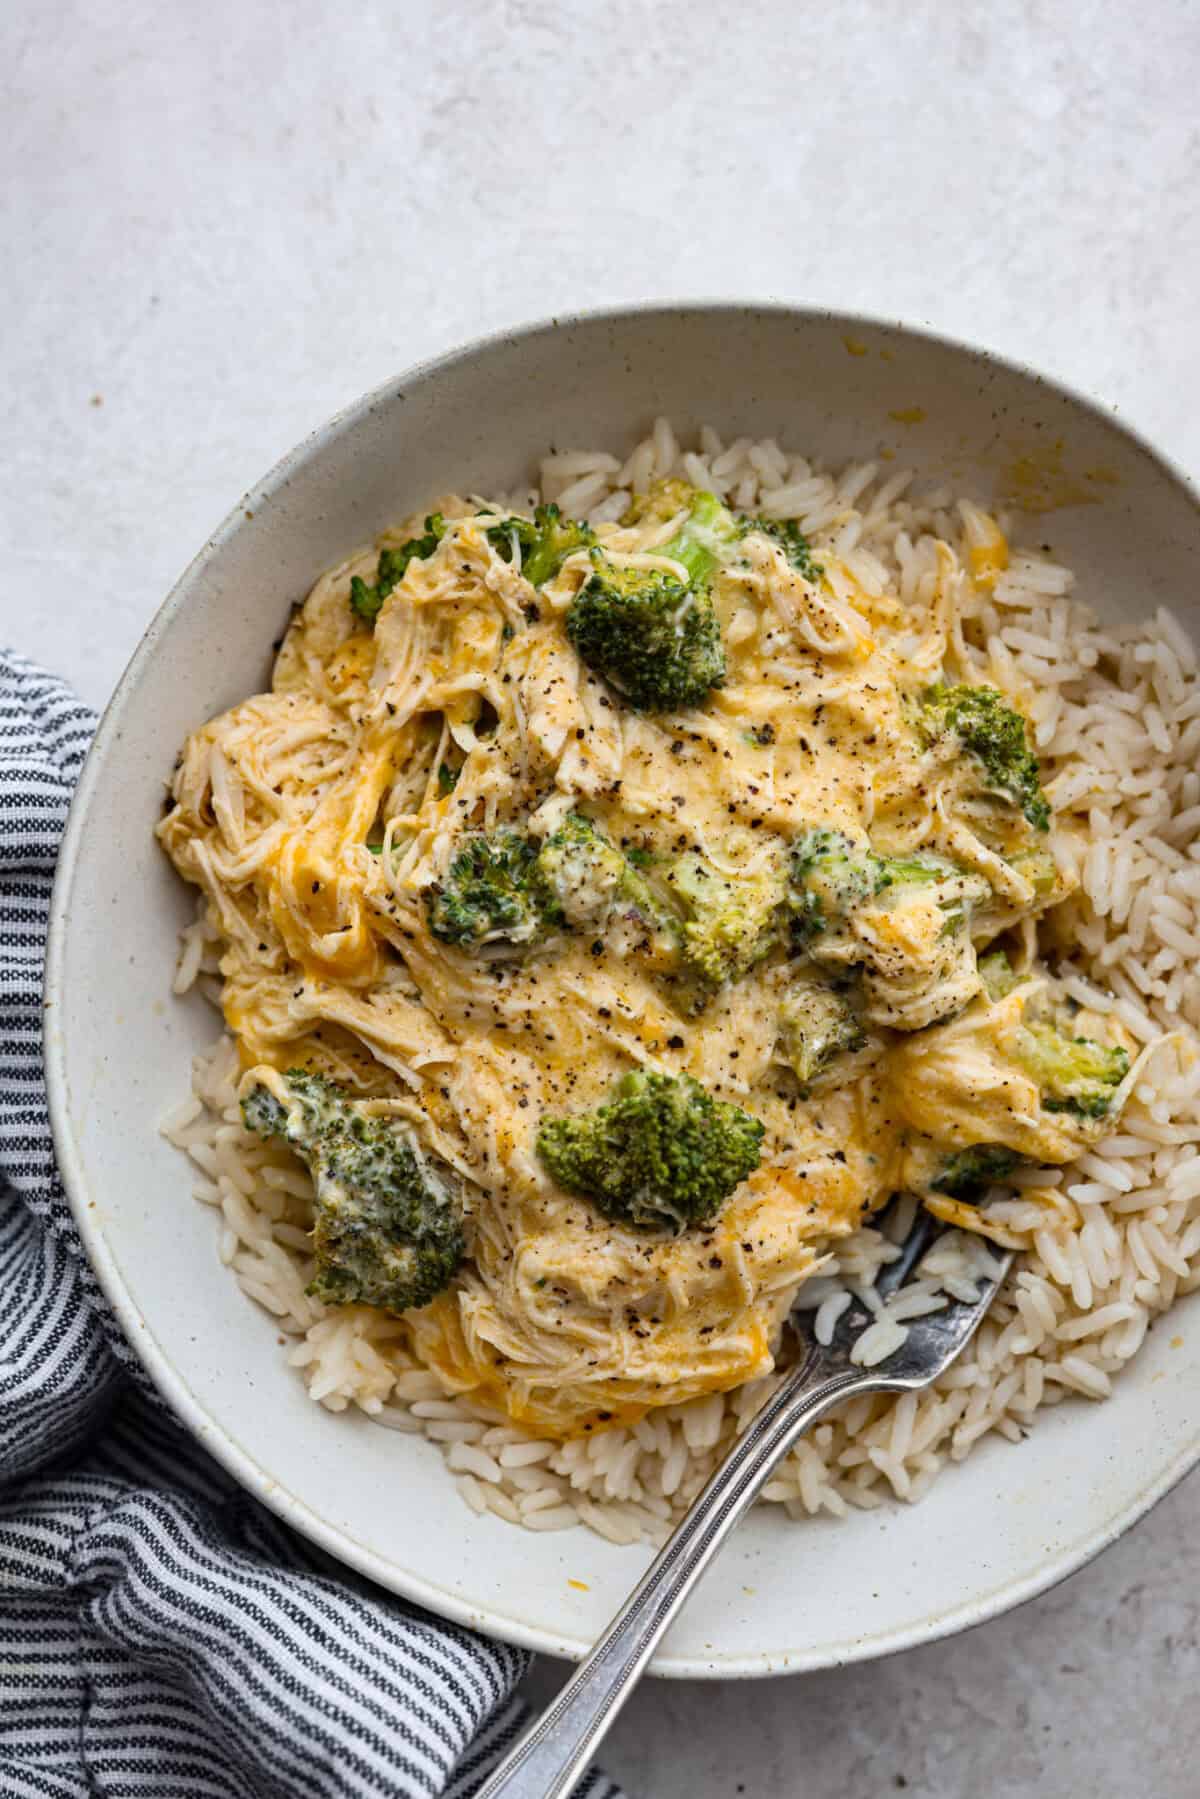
[159,486,1086,1438]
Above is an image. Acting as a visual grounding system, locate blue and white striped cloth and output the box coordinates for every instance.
[0,651,621,1799]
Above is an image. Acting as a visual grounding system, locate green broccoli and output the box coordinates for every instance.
[242,1071,464,1312]
[529,813,659,934]
[650,486,746,587]
[566,486,744,711]
[567,562,726,712]
[879,854,961,889]
[663,849,787,988]
[488,503,596,588]
[789,830,984,945]
[537,1069,764,1232]
[744,516,822,584]
[788,829,889,944]
[931,1143,1022,1201]
[789,830,874,941]
[426,828,543,947]
[1016,1017,1130,1119]
[425,814,679,963]
[349,514,446,627]
[532,825,793,1007]
[531,812,629,926]
[917,683,1050,831]
[536,816,689,976]
[630,482,822,583]
[778,977,865,1089]
[790,831,991,1029]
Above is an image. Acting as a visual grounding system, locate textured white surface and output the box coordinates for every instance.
[4,0,1200,1792]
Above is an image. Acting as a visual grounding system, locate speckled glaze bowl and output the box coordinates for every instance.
[46,304,1200,1675]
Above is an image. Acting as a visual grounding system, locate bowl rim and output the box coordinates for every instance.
[44,298,1200,1677]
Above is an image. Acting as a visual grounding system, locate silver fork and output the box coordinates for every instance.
[477,1213,1012,1799]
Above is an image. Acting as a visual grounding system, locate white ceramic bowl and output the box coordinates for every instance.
[46,305,1200,1676]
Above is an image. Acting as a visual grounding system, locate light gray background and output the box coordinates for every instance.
[4,2,1198,1793]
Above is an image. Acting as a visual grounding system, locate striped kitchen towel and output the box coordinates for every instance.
[0,650,621,1799]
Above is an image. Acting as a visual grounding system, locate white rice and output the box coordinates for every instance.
[163,420,1200,1546]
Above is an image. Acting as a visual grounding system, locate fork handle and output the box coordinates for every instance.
[475,1349,871,1799]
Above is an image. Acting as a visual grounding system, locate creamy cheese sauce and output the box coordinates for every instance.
[159,489,1110,1437]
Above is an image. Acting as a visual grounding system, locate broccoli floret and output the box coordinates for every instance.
[530,813,645,929]
[486,515,537,568]
[790,831,984,939]
[663,850,787,987]
[1017,1018,1130,1119]
[789,830,965,945]
[917,683,1050,832]
[567,486,743,711]
[654,486,746,586]
[778,977,865,1089]
[532,813,618,927]
[488,503,596,588]
[536,1069,764,1232]
[349,515,446,627]
[426,828,543,947]
[789,828,889,943]
[533,827,792,1008]
[242,1071,464,1312]
[567,562,725,712]
[931,1143,1022,1200]
[745,516,821,584]
[791,831,991,1029]
[425,814,677,962]
[630,483,822,584]
[535,816,685,971]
